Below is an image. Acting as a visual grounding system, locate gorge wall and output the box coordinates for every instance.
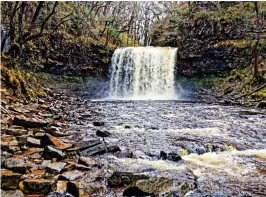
[150,2,266,77]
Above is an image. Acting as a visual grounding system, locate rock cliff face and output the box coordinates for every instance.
[150,2,266,77]
[24,33,114,78]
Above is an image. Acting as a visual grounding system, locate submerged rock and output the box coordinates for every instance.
[123,177,173,196]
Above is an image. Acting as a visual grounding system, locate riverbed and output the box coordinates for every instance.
[65,99,266,196]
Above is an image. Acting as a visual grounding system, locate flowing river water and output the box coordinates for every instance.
[67,99,266,196]
[68,47,266,196]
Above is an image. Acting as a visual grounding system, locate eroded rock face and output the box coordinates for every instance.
[123,177,173,196]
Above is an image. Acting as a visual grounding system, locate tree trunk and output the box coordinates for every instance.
[254,2,260,79]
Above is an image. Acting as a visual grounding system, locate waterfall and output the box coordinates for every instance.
[109,47,177,99]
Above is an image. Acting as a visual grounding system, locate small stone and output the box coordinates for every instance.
[41,134,72,150]
[93,122,104,126]
[1,190,24,197]
[27,137,41,147]
[34,132,45,138]
[47,162,67,173]
[1,169,22,189]
[13,115,49,128]
[59,170,84,181]
[19,179,54,194]
[123,177,173,196]
[39,160,52,170]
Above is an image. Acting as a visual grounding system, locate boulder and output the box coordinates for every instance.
[1,190,24,197]
[1,169,22,189]
[123,177,173,196]
[59,170,84,181]
[13,116,49,128]
[19,179,54,194]
[41,134,72,150]
[108,172,149,187]
[47,162,67,173]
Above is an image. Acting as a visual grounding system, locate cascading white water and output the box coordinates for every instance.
[109,47,177,99]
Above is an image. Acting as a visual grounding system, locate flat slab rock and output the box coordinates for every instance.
[19,179,54,194]
[47,162,67,173]
[41,134,72,150]
[59,170,84,181]
[13,115,49,128]
[80,143,106,156]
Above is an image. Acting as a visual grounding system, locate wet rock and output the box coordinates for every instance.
[1,169,22,189]
[3,157,28,173]
[19,179,54,194]
[123,177,173,196]
[168,152,182,162]
[108,172,149,187]
[67,181,104,196]
[13,116,49,128]
[93,122,104,126]
[59,170,84,181]
[3,128,28,136]
[160,151,168,160]
[107,145,121,153]
[1,190,24,197]
[257,101,266,109]
[64,148,79,161]
[195,147,206,155]
[76,139,101,151]
[79,156,101,168]
[132,150,150,159]
[43,145,65,159]
[41,134,72,150]
[96,130,110,138]
[47,162,67,173]
[80,142,106,156]
[27,137,41,147]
